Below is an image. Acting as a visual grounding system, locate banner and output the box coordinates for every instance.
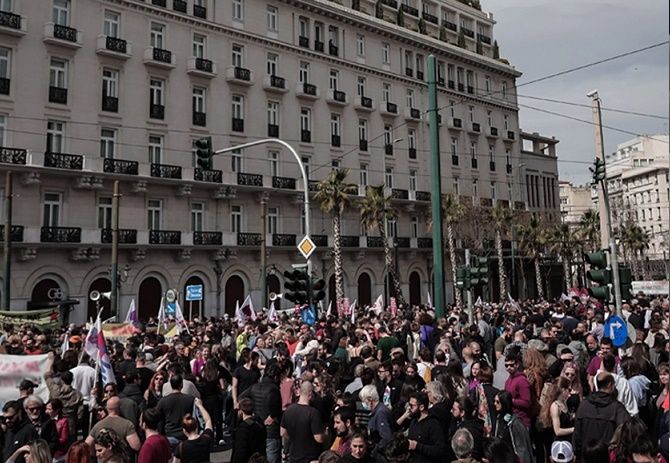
[0,309,61,329]
[632,281,669,295]
[101,323,141,341]
[0,354,50,408]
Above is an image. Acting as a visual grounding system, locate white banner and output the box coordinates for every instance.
[632,281,669,295]
[0,354,50,408]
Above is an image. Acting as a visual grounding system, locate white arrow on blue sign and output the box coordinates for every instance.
[186,284,203,301]
[604,315,628,347]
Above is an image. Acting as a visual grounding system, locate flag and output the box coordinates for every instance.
[507,293,520,311]
[326,301,332,317]
[124,298,139,325]
[268,301,279,323]
[174,300,190,335]
[60,330,70,359]
[390,297,398,317]
[95,316,116,386]
[372,294,384,314]
[236,295,255,327]
[83,310,101,359]
[343,298,351,316]
[427,291,433,309]
[350,299,358,324]
[475,296,483,307]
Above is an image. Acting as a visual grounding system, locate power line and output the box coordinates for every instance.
[516,94,668,120]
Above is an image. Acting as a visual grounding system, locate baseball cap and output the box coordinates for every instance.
[551,441,574,463]
[19,379,38,391]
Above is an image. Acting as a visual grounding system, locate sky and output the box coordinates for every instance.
[486,0,669,185]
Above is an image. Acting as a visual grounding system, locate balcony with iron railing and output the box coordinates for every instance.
[48,86,68,104]
[226,66,253,85]
[312,234,329,247]
[327,89,347,106]
[506,131,516,140]
[96,35,130,58]
[488,126,498,137]
[44,152,83,170]
[273,234,296,246]
[102,95,118,112]
[51,23,79,43]
[149,230,181,245]
[41,226,81,243]
[331,135,341,147]
[298,36,309,47]
[416,70,424,80]
[452,155,459,166]
[237,232,262,246]
[506,164,513,174]
[489,161,496,171]
[392,189,409,200]
[341,235,360,247]
[187,57,216,77]
[395,237,410,248]
[471,157,478,169]
[367,236,384,248]
[193,4,207,18]
[193,231,222,245]
[458,82,464,92]
[314,40,324,52]
[152,0,166,6]
[192,111,206,126]
[0,225,24,242]
[103,158,139,175]
[442,20,457,31]
[477,33,491,44]
[359,139,368,151]
[385,144,393,155]
[150,103,165,119]
[301,130,311,143]
[101,228,137,244]
[415,191,431,201]
[272,176,296,190]
[0,147,27,165]
[329,42,338,56]
[405,67,413,78]
[172,0,187,12]
[232,118,244,132]
[422,11,438,24]
[354,96,374,112]
[381,101,398,116]
[150,163,182,179]
[409,147,417,159]
[144,47,175,68]
[449,118,462,129]
[400,4,418,15]
[194,168,223,183]
[470,122,481,133]
[448,80,455,89]
[237,172,263,187]
[263,75,288,93]
[296,82,319,100]
[0,10,23,32]
[381,0,397,7]
[417,237,432,248]
[461,27,475,38]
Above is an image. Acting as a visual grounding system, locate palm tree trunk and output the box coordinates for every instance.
[534,257,544,300]
[447,223,462,307]
[519,257,528,300]
[641,250,649,280]
[563,258,570,292]
[496,230,506,302]
[379,225,405,305]
[333,212,345,309]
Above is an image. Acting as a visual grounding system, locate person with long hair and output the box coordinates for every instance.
[5,439,52,463]
[173,398,214,463]
[143,371,166,409]
[620,356,651,424]
[539,377,574,440]
[198,359,225,442]
[559,361,583,414]
[232,348,261,410]
[492,391,535,463]
[608,416,654,463]
[45,398,69,462]
[64,441,91,463]
[523,347,549,401]
[94,428,131,463]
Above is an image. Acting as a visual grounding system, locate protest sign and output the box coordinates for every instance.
[0,353,50,408]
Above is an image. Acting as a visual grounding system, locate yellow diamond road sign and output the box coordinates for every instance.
[298,236,316,259]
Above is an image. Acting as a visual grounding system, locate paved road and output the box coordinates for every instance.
[211,449,232,463]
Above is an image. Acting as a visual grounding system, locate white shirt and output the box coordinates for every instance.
[70,364,96,405]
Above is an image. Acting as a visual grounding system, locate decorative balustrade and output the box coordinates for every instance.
[237,172,263,187]
[417,237,433,248]
[44,152,83,170]
[101,228,137,244]
[0,225,23,242]
[41,226,81,243]
[194,168,222,183]
[273,234,296,246]
[272,176,296,190]
[367,236,384,248]
[237,232,262,246]
[103,158,139,175]
[0,147,26,165]
[194,231,222,245]
[149,230,181,245]
[150,163,182,179]
[341,236,360,247]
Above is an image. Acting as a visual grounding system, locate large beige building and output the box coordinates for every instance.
[559,180,592,227]
[595,135,669,266]
[0,0,557,322]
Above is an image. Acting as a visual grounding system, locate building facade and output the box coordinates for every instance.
[559,180,592,227]
[594,135,669,266]
[0,0,556,322]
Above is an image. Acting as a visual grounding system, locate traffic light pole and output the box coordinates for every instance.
[589,91,622,316]
[465,248,473,323]
[213,139,312,310]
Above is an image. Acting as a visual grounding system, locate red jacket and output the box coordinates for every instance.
[504,370,532,427]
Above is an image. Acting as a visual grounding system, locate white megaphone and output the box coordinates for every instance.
[90,290,112,301]
[269,292,283,301]
[165,289,178,303]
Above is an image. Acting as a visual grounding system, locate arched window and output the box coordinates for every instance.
[357,272,372,306]
[138,277,162,321]
[225,275,245,317]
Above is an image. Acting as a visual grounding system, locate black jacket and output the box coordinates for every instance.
[243,376,282,439]
[407,414,445,463]
[2,418,38,463]
[232,416,267,463]
[121,383,146,411]
[32,414,59,456]
[573,391,629,457]
[375,378,403,408]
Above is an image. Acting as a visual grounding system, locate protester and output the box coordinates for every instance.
[137,408,171,463]
[280,381,324,463]
[4,439,52,463]
[172,397,214,463]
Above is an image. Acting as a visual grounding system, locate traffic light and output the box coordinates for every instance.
[195,136,213,170]
[584,250,611,301]
[618,265,633,301]
[456,267,470,290]
[283,269,309,305]
[311,279,326,303]
[470,257,489,287]
[591,158,606,183]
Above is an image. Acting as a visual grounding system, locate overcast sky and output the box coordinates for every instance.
[486,0,669,185]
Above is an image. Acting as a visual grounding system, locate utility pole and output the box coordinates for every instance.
[110,180,120,320]
[2,171,12,310]
[465,248,473,322]
[427,55,446,318]
[260,194,268,309]
[589,90,622,316]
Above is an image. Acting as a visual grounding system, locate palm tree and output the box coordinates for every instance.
[359,184,405,304]
[622,224,650,279]
[578,210,600,252]
[548,223,578,292]
[516,213,547,300]
[314,168,358,307]
[489,204,511,302]
[427,194,465,306]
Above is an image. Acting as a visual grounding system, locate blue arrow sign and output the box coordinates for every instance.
[186,284,203,302]
[604,315,628,347]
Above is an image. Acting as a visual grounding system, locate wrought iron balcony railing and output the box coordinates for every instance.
[150,103,165,119]
[152,47,172,63]
[268,124,279,137]
[0,77,8,95]
[193,4,207,18]
[417,237,433,248]
[149,230,181,245]
[272,176,296,190]
[44,152,83,170]
[232,118,244,132]
[150,163,182,179]
[0,225,23,242]
[273,234,296,246]
[192,111,206,126]
[102,95,118,112]
[195,57,213,72]
[395,237,410,248]
[103,158,139,175]
[105,36,127,53]
[48,86,68,104]
[53,24,77,42]
[341,236,360,247]
[101,228,137,244]
[0,10,21,29]
[194,168,223,183]
[367,236,384,248]
[193,231,222,245]
[173,0,187,12]
[415,191,431,201]
[391,188,409,200]
[0,147,27,165]
[312,234,328,246]
[237,232,262,246]
[237,172,263,187]
[269,75,285,89]
[41,226,81,243]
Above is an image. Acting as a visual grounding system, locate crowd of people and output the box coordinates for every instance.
[0,293,669,463]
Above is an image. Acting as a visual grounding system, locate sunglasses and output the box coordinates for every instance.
[504,363,516,368]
